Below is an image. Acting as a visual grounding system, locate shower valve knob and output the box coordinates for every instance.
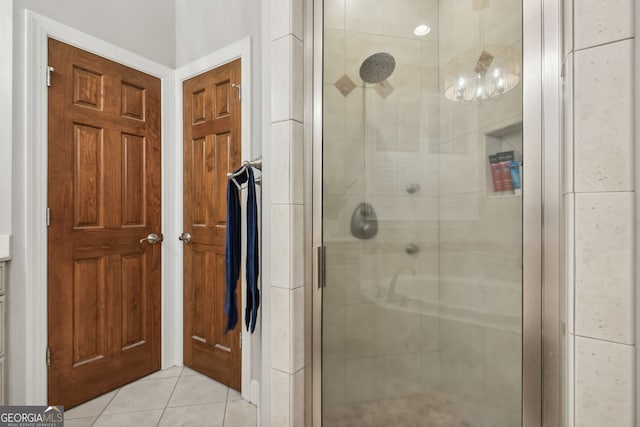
[406,183,421,194]
[405,244,420,255]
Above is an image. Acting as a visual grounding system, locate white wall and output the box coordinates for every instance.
[175,0,262,157]
[175,0,260,67]
[0,0,12,247]
[15,0,176,67]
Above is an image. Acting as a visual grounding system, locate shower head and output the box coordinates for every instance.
[359,52,396,84]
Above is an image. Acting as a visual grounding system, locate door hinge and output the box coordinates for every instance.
[232,83,242,101]
[46,66,55,87]
[239,332,242,349]
[46,208,51,227]
[46,347,51,367]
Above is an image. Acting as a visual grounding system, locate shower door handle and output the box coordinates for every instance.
[317,246,326,289]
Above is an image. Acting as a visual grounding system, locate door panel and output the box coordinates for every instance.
[183,59,242,390]
[47,39,161,408]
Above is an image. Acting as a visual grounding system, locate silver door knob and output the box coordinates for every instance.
[179,232,191,244]
[140,233,164,244]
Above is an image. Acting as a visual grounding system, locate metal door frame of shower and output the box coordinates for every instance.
[306,1,563,427]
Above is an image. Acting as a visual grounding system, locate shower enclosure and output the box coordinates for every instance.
[313,0,539,426]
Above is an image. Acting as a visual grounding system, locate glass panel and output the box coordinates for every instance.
[321,1,523,426]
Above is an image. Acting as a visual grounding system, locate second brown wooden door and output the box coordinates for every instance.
[182,59,242,390]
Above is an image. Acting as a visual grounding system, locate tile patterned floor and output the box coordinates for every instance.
[64,366,257,427]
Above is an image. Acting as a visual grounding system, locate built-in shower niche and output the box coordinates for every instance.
[484,122,523,198]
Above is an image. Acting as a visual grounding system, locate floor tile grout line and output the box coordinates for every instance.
[156,369,184,426]
[221,387,230,427]
[89,388,121,427]
[164,399,229,410]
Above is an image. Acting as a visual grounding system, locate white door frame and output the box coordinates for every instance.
[173,37,255,403]
[23,10,176,404]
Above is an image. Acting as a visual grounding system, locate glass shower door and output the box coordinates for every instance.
[320,0,524,426]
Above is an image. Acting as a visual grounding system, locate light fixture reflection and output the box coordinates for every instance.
[444,45,520,103]
[414,24,431,36]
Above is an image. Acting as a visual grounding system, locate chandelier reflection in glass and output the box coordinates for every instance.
[444,45,520,103]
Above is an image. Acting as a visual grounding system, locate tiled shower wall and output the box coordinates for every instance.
[268,0,306,425]
[321,0,442,411]
[436,1,522,425]
[563,0,636,425]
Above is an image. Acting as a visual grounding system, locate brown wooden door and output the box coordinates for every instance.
[182,59,242,390]
[47,39,162,408]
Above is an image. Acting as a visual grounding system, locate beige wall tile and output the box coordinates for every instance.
[271,274,304,374]
[574,40,634,192]
[271,36,304,123]
[271,36,292,123]
[381,308,424,354]
[345,357,385,402]
[483,328,522,406]
[290,205,304,287]
[564,193,575,334]
[482,383,521,427]
[270,121,304,206]
[381,0,439,41]
[439,318,484,376]
[439,192,481,222]
[290,36,304,122]
[270,205,304,290]
[271,287,291,372]
[574,0,634,50]
[291,287,305,372]
[421,350,441,392]
[574,192,635,344]
[563,53,574,194]
[322,310,346,360]
[270,122,291,205]
[323,30,346,84]
[344,303,383,358]
[482,0,522,47]
[563,0,573,56]
[575,336,635,427]
[271,368,290,426]
[290,120,304,204]
[291,369,305,426]
[270,0,303,41]
[322,359,346,406]
[324,0,345,30]
[438,0,480,65]
[345,0,383,34]
[565,333,575,427]
[383,353,422,398]
[270,205,290,288]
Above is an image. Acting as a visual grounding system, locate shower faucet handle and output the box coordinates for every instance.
[406,183,421,194]
[405,244,420,255]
